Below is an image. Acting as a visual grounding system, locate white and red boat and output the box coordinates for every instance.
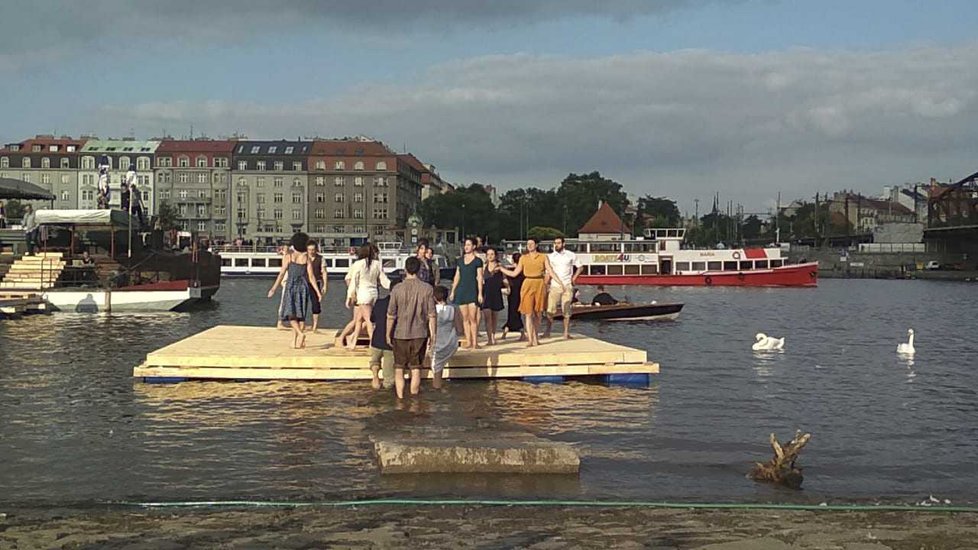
[525,228,818,287]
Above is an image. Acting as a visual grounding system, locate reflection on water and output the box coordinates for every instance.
[2,278,978,505]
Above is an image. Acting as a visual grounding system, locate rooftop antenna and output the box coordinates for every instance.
[190,124,194,140]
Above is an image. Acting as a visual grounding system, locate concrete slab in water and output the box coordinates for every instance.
[373,429,580,474]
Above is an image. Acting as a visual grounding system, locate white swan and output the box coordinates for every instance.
[752,332,785,351]
[897,329,915,355]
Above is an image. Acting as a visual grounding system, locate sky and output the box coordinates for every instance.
[3,0,978,214]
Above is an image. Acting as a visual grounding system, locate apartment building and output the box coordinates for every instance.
[1,135,88,209]
[154,139,235,240]
[231,140,311,240]
[78,139,159,212]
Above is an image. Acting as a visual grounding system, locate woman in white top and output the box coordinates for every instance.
[336,243,391,350]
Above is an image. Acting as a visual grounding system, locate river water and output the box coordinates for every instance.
[1,278,976,506]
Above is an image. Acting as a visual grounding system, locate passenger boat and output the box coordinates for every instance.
[554,301,683,322]
[215,241,452,279]
[510,228,817,287]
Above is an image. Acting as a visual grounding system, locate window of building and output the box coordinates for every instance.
[237,160,247,170]
[256,207,266,218]
[196,156,207,168]
[60,190,70,201]
[214,206,226,216]
[354,192,363,203]
[198,190,209,198]
[268,146,278,154]
[314,224,326,233]
[292,193,302,204]
[31,144,41,152]
[334,208,345,218]
[177,156,189,167]
[372,208,388,219]
[373,192,388,203]
[136,157,149,170]
[334,160,345,170]
[22,158,31,168]
[373,176,387,187]
[237,208,247,219]
[197,205,207,217]
[375,161,387,170]
[315,160,325,170]
[256,194,266,204]
[285,146,294,154]
[0,157,7,168]
[214,157,228,168]
[292,162,302,171]
[256,177,265,187]
[334,176,345,186]
[353,208,364,219]
[315,208,325,219]
[67,145,76,152]
[215,189,227,201]
[292,178,301,187]
[315,176,324,186]
[353,161,364,171]
[60,158,69,169]
[354,176,363,186]
[197,173,207,184]
[41,157,50,168]
[61,174,69,184]
[81,156,95,169]
[197,221,207,231]
[273,209,283,220]
[315,192,325,202]
[250,146,260,154]
[82,189,95,201]
[274,177,283,187]
[274,193,283,203]
[120,156,132,170]
[215,221,225,232]
[292,210,302,220]
[179,189,189,199]
[179,173,189,184]
[41,174,50,184]
[334,193,344,202]
[274,161,284,171]
[256,160,266,171]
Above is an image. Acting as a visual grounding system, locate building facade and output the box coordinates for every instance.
[1,135,88,209]
[231,140,311,241]
[78,139,159,212]
[154,139,236,240]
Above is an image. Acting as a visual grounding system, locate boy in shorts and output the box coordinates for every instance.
[368,280,398,390]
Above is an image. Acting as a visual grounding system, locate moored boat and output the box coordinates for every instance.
[214,241,452,278]
[554,301,684,322]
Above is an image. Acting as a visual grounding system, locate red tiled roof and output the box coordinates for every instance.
[398,153,428,173]
[578,202,631,235]
[156,140,237,153]
[310,140,393,157]
[18,136,88,151]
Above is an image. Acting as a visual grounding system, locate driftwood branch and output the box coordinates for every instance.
[750,430,811,489]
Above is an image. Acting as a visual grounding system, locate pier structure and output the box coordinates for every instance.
[132,325,658,384]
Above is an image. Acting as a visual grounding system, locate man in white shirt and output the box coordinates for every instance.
[546,236,584,339]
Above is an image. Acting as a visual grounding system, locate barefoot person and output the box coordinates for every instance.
[501,252,526,341]
[432,285,463,389]
[481,247,505,345]
[545,236,584,339]
[267,233,322,349]
[499,237,563,347]
[450,237,484,349]
[276,245,290,330]
[305,240,328,332]
[337,244,390,350]
[368,280,399,390]
[386,257,436,398]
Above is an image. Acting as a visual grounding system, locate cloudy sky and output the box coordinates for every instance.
[3,0,977,212]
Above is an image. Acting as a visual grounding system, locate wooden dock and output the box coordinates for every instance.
[132,325,658,384]
[0,292,48,318]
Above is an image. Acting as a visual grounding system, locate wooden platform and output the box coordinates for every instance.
[132,325,658,384]
[0,293,48,318]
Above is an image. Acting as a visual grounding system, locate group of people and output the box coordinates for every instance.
[266,233,587,398]
[96,163,146,226]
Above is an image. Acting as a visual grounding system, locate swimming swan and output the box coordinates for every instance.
[897,329,915,355]
[753,332,785,351]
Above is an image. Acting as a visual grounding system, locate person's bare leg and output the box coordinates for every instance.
[525,313,536,347]
[335,318,355,347]
[311,313,319,332]
[347,308,364,350]
[363,304,375,347]
[410,367,422,395]
[394,367,406,398]
[290,320,303,349]
[486,310,497,345]
[370,364,381,390]
[469,307,480,349]
[563,306,572,339]
[544,315,553,338]
[432,368,443,389]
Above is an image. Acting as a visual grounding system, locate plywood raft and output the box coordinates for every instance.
[132,325,658,383]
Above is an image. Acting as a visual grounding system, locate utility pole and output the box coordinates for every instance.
[775,191,781,244]
[694,198,699,226]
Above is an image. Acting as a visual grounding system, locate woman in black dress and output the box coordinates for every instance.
[481,247,505,345]
[501,251,525,341]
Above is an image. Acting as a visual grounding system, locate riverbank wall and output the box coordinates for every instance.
[788,246,951,280]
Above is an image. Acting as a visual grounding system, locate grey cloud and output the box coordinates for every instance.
[96,44,978,210]
[0,0,714,57]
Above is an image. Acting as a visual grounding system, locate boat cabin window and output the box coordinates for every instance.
[563,243,582,252]
[667,229,680,238]
[588,265,606,275]
[268,258,282,268]
[590,243,619,252]
[675,262,690,272]
[234,258,248,267]
[659,241,667,251]
[691,261,706,271]
[723,261,738,271]
[382,259,396,269]
[641,264,658,275]
[252,258,267,268]
[770,259,783,268]
[624,264,640,275]
[221,257,232,266]
[335,258,350,269]
[707,261,722,271]
[755,260,769,269]
[739,261,753,270]
[624,243,655,252]
[607,265,623,275]
[323,258,333,268]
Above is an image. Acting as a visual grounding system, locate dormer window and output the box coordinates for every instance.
[178,155,189,167]
[335,160,345,170]
[250,146,260,154]
[49,145,59,152]
[268,146,278,154]
[32,145,42,152]
[353,161,364,170]
[66,145,76,152]
[284,146,294,154]
[376,161,387,170]
[196,155,207,168]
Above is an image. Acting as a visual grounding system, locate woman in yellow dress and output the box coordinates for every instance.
[499,237,564,347]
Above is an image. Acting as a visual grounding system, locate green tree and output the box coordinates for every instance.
[742,214,765,241]
[497,187,560,240]
[635,195,681,234]
[527,226,564,240]
[4,199,25,220]
[555,172,630,236]
[419,184,498,241]
[155,200,181,231]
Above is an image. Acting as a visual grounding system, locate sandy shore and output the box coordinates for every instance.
[2,505,976,549]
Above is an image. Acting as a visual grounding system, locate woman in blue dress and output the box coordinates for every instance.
[450,237,484,350]
[268,232,322,349]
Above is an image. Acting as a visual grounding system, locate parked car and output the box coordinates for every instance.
[925,261,941,270]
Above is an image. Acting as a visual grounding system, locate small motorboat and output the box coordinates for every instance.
[553,301,683,322]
